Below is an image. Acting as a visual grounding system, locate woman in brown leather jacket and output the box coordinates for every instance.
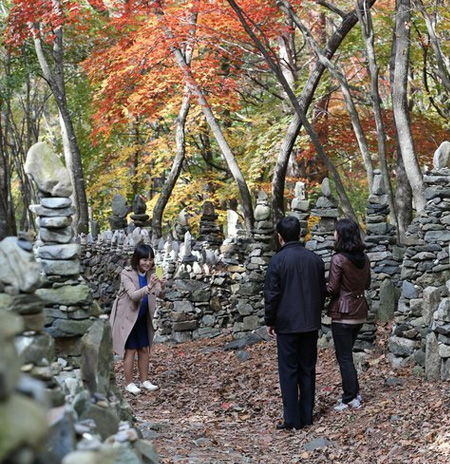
[327,218,371,411]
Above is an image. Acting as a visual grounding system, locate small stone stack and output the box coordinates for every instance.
[25,142,102,367]
[290,181,311,243]
[365,170,401,324]
[129,194,150,228]
[306,178,338,275]
[362,170,401,352]
[109,194,129,231]
[197,201,223,248]
[390,142,450,369]
[231,191,274,338]
[306,179,338,347]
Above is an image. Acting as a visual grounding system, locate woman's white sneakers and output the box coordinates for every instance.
[334,397,362,411]
[125,383,141,395]
[125,381,159,395]
[141,380,159,392]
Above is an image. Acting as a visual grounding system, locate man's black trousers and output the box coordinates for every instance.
[276,330,318,429]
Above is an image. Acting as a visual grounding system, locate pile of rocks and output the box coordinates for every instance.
[390,143,450,371]
[197,201,223,248]
[289,181,311,243]
[130,194,151,228]
[306,178,339,275]
[230,191,274,338]
[25,142,102,367]
[306,179,338,348]
[365,170,401,324]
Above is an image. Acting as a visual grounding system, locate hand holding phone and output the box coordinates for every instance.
[155,265,163,279]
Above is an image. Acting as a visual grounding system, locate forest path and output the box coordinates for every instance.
[114,326,450,464]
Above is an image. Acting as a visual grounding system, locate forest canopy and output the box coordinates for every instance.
[1,0,449,239]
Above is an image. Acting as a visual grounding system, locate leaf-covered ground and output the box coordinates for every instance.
[115,325,450,464]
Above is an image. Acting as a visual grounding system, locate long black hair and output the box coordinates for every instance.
[130,243,155,270]
[334,218,365,253]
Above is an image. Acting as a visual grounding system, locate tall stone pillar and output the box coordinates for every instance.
[25,142,101,367]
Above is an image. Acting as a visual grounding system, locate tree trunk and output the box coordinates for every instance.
[392,0,425,212]
[152,94,191,238]
[394,146,413,239]
[31,14,89,234]
[357,0,398,232]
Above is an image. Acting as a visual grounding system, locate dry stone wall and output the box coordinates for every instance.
[390,144,450,377]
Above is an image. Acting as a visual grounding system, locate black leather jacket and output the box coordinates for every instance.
[327,252,371,321]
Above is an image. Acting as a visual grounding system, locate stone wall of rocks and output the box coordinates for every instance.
[389,143,450,376]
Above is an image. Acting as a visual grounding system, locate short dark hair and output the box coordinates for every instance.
[276,216,300,243]
[334,218,365,252]
[130,243,155,270]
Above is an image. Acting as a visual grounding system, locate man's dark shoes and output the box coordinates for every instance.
[276,422,296,431]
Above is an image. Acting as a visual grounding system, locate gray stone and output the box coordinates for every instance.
[79,403,119,440]
[424,230,450,242]
[8,294,44,315]
[39,259,80,276]
[423,286,441,325]
[46,319,94,338]
[15,332,55,365]
[41,197,72,209]
[435,298,450,322]
[0,394,48,462]
[111,194,129,218]
[433,141,450,169]
[36,284,93,306]
[25,142,73,196]
[321,178,331,197]
[378,279,396,322]
[40,226,74,244]
[425,332,441,380]
[242,315,260,331]
[40,408,76,463]
[254,204,271,221]
[401,281,419,299]
[80,320,114,395]
[38,244,80,260]
[172,320,198,331]
[439,344,450,358]
[304,437,333,451]
[388,336,418,357]
[0,237,41,293]
[30,204,75,217]
[38,216,72,229]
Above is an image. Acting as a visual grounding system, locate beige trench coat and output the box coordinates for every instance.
[110,266,162,358]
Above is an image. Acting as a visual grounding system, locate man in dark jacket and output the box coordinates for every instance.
[264,216,325,430]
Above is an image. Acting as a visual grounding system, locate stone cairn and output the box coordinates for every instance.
[229,191,274,338]
[359,169,401,352]
[130,194,150,228]
[109,193,129,231]
[25,142,102,367]
[365,169,401,325]
[390,142,450,375]
[306,178,338,347]
[289,181,310,243]
[197,200,224,249]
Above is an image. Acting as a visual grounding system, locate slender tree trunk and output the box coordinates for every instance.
[395,146,413,239]
[152,94,191,238]
[357,0,398,232]
[30,11,89,234]
[392,0,425,212]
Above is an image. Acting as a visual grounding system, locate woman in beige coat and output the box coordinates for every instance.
[110,243,165,395]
